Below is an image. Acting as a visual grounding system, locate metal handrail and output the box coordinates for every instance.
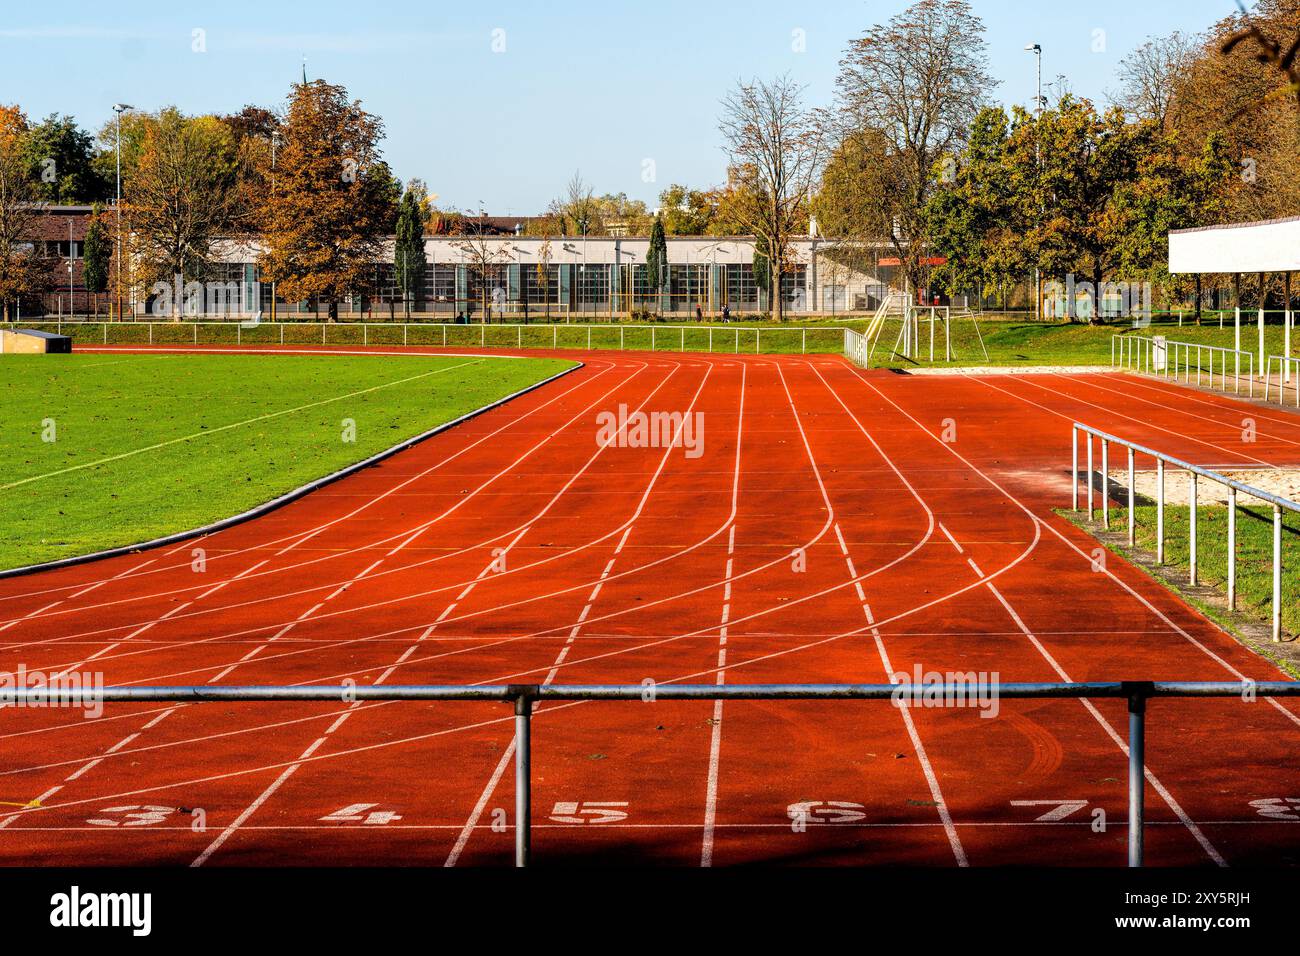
[1264,354,1300,407]
[1112,335,1255,396]
[10,680,1297,868]
[1072,422,1295,641]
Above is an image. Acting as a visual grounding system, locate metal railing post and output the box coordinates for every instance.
[1127,446,1135,546]
[1189,473,1198,586]
[1072,427,1079,511]
[1102,439,1110,530]
[1228,486,1237,609]
[1274,504,1283,643]
[1156,458,1165,565]
[514,689,534,867]
[1087,434,1095,518]
[1126,685,1148,868]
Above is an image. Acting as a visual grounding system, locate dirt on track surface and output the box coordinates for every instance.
[0,347,1296,867]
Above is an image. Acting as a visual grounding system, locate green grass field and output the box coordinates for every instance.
[0,352,573,571]
[1077,503,1300,651]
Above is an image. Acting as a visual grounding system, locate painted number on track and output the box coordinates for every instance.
[1249,797,1300,820]
[786,801,867,825]
[87,805,176,827]
[549,801,628,824]
[320,803,403,825]
[1010,800,1090,822]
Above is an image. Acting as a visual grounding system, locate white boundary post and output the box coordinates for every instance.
[1228,486,1237,609]
[1127,446,1135,546]
[1102,439,1110,530]
[1189,473,1198,586]
[1072,428,1079,511]
[1273,505,1283,643]
[1156,458,1165,565]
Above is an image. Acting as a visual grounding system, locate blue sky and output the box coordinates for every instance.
[3,0,1238,213]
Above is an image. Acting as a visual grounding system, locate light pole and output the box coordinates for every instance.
[270,130,281,322]
[1024,44,1042,320]
[112,103,132,321]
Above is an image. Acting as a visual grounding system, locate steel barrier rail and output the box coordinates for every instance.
[1112,335,1255,396]
[1,320,851,357]
[843,327,869,368]
[1264,354,1300,407]
[9,680,1297,868]
[1072,422,1297,641]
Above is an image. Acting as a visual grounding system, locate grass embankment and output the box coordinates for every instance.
[1069,502,1300,660]
[0,352,573,570]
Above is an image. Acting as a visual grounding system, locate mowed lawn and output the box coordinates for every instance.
[0,352,574,570]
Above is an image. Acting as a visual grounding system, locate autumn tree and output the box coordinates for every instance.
[0,105,52,321]
[718,75,822,321]
[834,0,992,296]
[1113,32,1200,129]
[258,80,397,322]
[124,109,241,306]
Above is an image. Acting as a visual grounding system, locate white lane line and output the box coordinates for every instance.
[700,523,737,867]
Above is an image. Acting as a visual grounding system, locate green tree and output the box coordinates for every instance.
[394,184,428,318]
[659,184,715,235]
[82,203,111,315]
[21,114,107,203]
[645,214,668,309]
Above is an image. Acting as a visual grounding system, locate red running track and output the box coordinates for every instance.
[0,347,1297,867]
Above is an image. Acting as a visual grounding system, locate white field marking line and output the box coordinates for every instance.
[445,366,749,867]
[0,361,620,608]
[700,523,737,868]
[960,374,1300,728]
[0,560,155,634]
[0,361,632,629]
[981,577,1226,867]
[1070,373,1300,450]
[1104,371,1300,433]
[202,526,536,868]
[987,373,1275,468]
[1,359,485,492]
[7,360,661,655]
[7,817,1297,836]
[11,818,1297,833]
[41,361,718,682]
[938,523,965,554]
[776,361,966,866]
[851,367,1295,850]
[0,360,1033,818]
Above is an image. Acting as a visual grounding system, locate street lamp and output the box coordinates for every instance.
[112,103,133,321]
[270,130,282,322]
[1024,45,1042,319]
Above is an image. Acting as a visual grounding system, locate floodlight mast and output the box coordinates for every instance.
[1025,44,1042,319]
